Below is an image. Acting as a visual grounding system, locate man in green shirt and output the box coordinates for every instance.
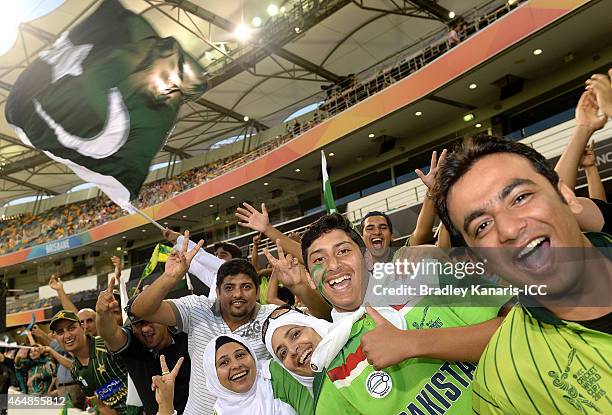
[298,214,510,414]
[49,310,129,414]
[431,135,611,414]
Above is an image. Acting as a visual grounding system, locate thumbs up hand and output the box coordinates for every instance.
[360,306,414,370]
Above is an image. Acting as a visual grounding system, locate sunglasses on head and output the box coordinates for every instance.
[261,303,305,343]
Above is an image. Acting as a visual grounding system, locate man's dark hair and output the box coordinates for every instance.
[213,241,242,259]
[431,135,560,246]
[301,213,366,270]
[216,259,260,289]
[360,211,393,234]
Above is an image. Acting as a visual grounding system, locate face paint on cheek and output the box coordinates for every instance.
[310,264,327,295]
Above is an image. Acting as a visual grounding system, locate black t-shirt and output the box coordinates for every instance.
[590,198,611,234]
[115,328,190,415]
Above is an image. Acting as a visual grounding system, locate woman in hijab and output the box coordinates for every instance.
[203,333,313,415]
[262,305,331,391]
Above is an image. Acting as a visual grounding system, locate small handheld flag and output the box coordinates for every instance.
[321,150,337,213]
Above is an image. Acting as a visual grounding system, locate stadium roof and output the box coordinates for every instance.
[0,0,481,205]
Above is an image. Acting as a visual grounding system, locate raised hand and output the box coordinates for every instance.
[48,274,63,292]
[580,142,597,168]
[575,90,607,132]
[164,230,204,280]
[152,354,184,415]
[263,239,303,289]
[585,70,612,118]
[111,256,122,277]
[415,149,448,190]
[360,306,410,370]
[236,202,270,233]
[96,276,120,313]
[162,227,180,244]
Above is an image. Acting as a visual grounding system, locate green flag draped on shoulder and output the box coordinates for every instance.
[5,0,209,210]
[321,150,337,213]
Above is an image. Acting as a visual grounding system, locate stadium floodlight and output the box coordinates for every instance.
[463,113,475,122]
[329,152,335,157]
[415,111,422,116]
[469,83,477,89]
[252,16,262,27]
[448,11,456,19]
[475,123,482,128]
[294,27,301,33]
[368,133,375,138]
[267,4,279,16]
[243,115,249,122]
[234,24,252,42]
[295,168,301,172]
[280,6,286,13]
[263,182,269,186]
[209,204,214,207]
[533,48,543,55]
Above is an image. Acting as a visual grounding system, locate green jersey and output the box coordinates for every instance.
[71,335,128,414]
[473,305,611,415]
[269,360,314,415]
[314,301,507,415]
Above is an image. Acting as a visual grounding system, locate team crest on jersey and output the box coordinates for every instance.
[366,371,392,398]
[547,348,603,413]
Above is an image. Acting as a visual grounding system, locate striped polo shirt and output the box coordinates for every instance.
[169,295,276,415]
[473,305,611,414]
[473,232,612,414]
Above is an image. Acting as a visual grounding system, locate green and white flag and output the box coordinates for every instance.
[5,0,209,210]
[321,150,337,213]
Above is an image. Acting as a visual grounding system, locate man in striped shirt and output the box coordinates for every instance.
[431,136,611,414]
[131,231,331,415]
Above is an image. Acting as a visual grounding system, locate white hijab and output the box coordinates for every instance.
[263,309,332,390]
[203,333,296,415]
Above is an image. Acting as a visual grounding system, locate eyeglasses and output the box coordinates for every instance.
[261,303,305,343]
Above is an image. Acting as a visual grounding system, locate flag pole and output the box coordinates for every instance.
[129,206,166,231]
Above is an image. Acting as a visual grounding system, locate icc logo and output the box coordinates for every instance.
[366,371,392,398]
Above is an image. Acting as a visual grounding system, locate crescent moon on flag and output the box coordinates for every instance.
[33,87,130,159]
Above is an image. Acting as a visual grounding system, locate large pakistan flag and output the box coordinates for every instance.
[5,0,209,209]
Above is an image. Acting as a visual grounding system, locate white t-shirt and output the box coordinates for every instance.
[168,295,275,415]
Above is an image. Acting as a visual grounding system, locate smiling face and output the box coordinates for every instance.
[53,320,87,354]
[362,216,392,262]
[446,153,586,294]
[271,324,321,376]
[132,321,171,350]
[215,342,257,393]
[216,273,259,322]
[307,229,369,312]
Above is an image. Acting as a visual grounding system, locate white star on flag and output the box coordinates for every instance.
[39,32,93,83]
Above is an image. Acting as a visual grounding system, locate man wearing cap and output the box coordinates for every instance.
[49,310,129,415]
[96,277,190,415]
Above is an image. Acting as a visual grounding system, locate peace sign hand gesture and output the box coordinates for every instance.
[152,354,184,415]
[164,230,204,281]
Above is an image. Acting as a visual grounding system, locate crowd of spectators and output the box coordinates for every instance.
[0,0,524,257]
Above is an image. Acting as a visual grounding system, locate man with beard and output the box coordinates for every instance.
[131,231,330,415]
[96,278,190,415]
[431,135,611,414]
[300,213,510,414]
[48,310,128,415]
